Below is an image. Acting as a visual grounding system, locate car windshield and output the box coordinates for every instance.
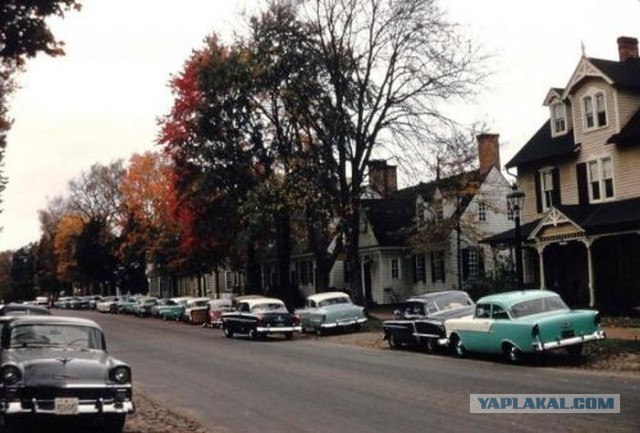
[426,293,473,314]
[318,297,350,308]
[9,324,104,350]
[251,303,287,313]
[509,295,569,318]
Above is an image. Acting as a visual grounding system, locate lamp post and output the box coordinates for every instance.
[507,184,525,287]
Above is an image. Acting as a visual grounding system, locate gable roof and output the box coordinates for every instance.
[505,120,578,168]
[588,57,640,92]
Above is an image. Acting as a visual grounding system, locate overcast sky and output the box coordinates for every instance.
[1,0,640,251]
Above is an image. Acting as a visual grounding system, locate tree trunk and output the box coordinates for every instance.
[346,208,363,306]
[245,242,262,295]
[275,211,292,310]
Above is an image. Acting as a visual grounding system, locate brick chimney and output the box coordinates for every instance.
[368,160,397,197]
[617,36,638,62]
[477,133,501,176]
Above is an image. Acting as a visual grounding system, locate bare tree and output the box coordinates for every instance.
[300,0,484,303]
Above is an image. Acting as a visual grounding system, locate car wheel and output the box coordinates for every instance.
[249,329,259,340]
[316,328,324,337]
[284,332,294,340]
[99,414,126,433]
[451,335,466,357]
[567,344,584,358]
[424,338,437,352]
[388,334,401,350]
[504,343,522,363]
[223,326,234,339]
[353,323,362,332]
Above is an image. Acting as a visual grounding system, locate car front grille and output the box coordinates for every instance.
[17,387,116,401]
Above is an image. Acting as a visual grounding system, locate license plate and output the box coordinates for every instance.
[54,398,78,415]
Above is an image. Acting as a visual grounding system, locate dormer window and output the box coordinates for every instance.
[551,103,567,135]
[583,91,608,130]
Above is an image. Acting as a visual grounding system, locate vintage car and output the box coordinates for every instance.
[221,297,301,340]
[132,297,159,318]
[204,299,234,328]
[181,297,210,324]
[445,290,606,363]
[0,303,51,317]
[382,290,475,351]
[158,297,192,321]
[96,296,120,314]
[294,292,367,335]
[0,316,134,432]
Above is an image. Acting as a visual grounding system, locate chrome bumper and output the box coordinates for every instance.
[320,318,367,329]
[0,399,135,415]
[256,326,302,333]
[532,329,606,351]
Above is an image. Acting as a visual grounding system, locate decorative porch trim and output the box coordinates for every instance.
[528,207,585,241]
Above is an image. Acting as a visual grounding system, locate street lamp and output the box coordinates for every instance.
[507,184,525,287]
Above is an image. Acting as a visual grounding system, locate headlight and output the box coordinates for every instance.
[1,365,21,385]
[110,366,131,384]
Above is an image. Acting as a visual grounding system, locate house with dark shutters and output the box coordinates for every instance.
[260,135,513,305]
[485,36,640,314]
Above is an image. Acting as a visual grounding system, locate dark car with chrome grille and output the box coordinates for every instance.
[0,316,134,432]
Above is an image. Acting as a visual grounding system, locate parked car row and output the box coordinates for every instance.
[383,289,606,363]
[91,291,368,341]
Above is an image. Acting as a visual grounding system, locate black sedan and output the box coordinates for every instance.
[382,290,475,351]
[0,316,134,432]
[221,297,302,340]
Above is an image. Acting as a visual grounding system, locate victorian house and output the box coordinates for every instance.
[485,37,640,314]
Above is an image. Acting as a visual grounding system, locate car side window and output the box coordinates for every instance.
[308,300,316,308]
[475,304,491,318]
[492,305,509,320]
[238,303,249,313]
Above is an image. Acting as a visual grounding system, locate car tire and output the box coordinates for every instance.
[504,343,522,363]
[388,334,401,350]
[99,414,126,433]
[424,338,437,352]
[223,326,234,339]
[249,329,259,340]
[316,328,324,337]
[284,332,294,340]
[451,335,466,357]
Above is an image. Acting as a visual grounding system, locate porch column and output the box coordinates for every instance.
[535,243,547,289]
[582,238,596,308]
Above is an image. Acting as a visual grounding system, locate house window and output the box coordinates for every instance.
[225,271,237,291]
[391,258,400,280]
[587,157,614,202]
[298,260,314,285]
[540,169,554,210]
[462,247,484,281]
[431,250,445,283]
[414,255,426,283]
[477,202,487,222]
[551,103,566,135]
[583,92,608,130]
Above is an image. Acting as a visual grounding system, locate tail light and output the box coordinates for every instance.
[531,324,540,338]
[292,314,300,325]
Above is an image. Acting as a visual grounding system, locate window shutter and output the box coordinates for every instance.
[441,254,445,283]
[576,163,589,206]
[478,248,485,277]
[462,248,469,281]
[430,252,436,283]
[534,171,542,213]
[420,255,426,283]
[412,256,418,283]
[552,167,561,206]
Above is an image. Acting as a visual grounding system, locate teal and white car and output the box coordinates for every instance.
[445,290,605,363]
[295,292,367,335]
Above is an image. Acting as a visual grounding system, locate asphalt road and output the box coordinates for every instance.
[58,310,640,433]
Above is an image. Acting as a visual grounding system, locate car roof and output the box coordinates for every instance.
[307,292,350,303]
[4,315,102,329]
[405,290,471,304]
[0,303,51,316]
[477,290,560,307]
[243,297,285,308]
